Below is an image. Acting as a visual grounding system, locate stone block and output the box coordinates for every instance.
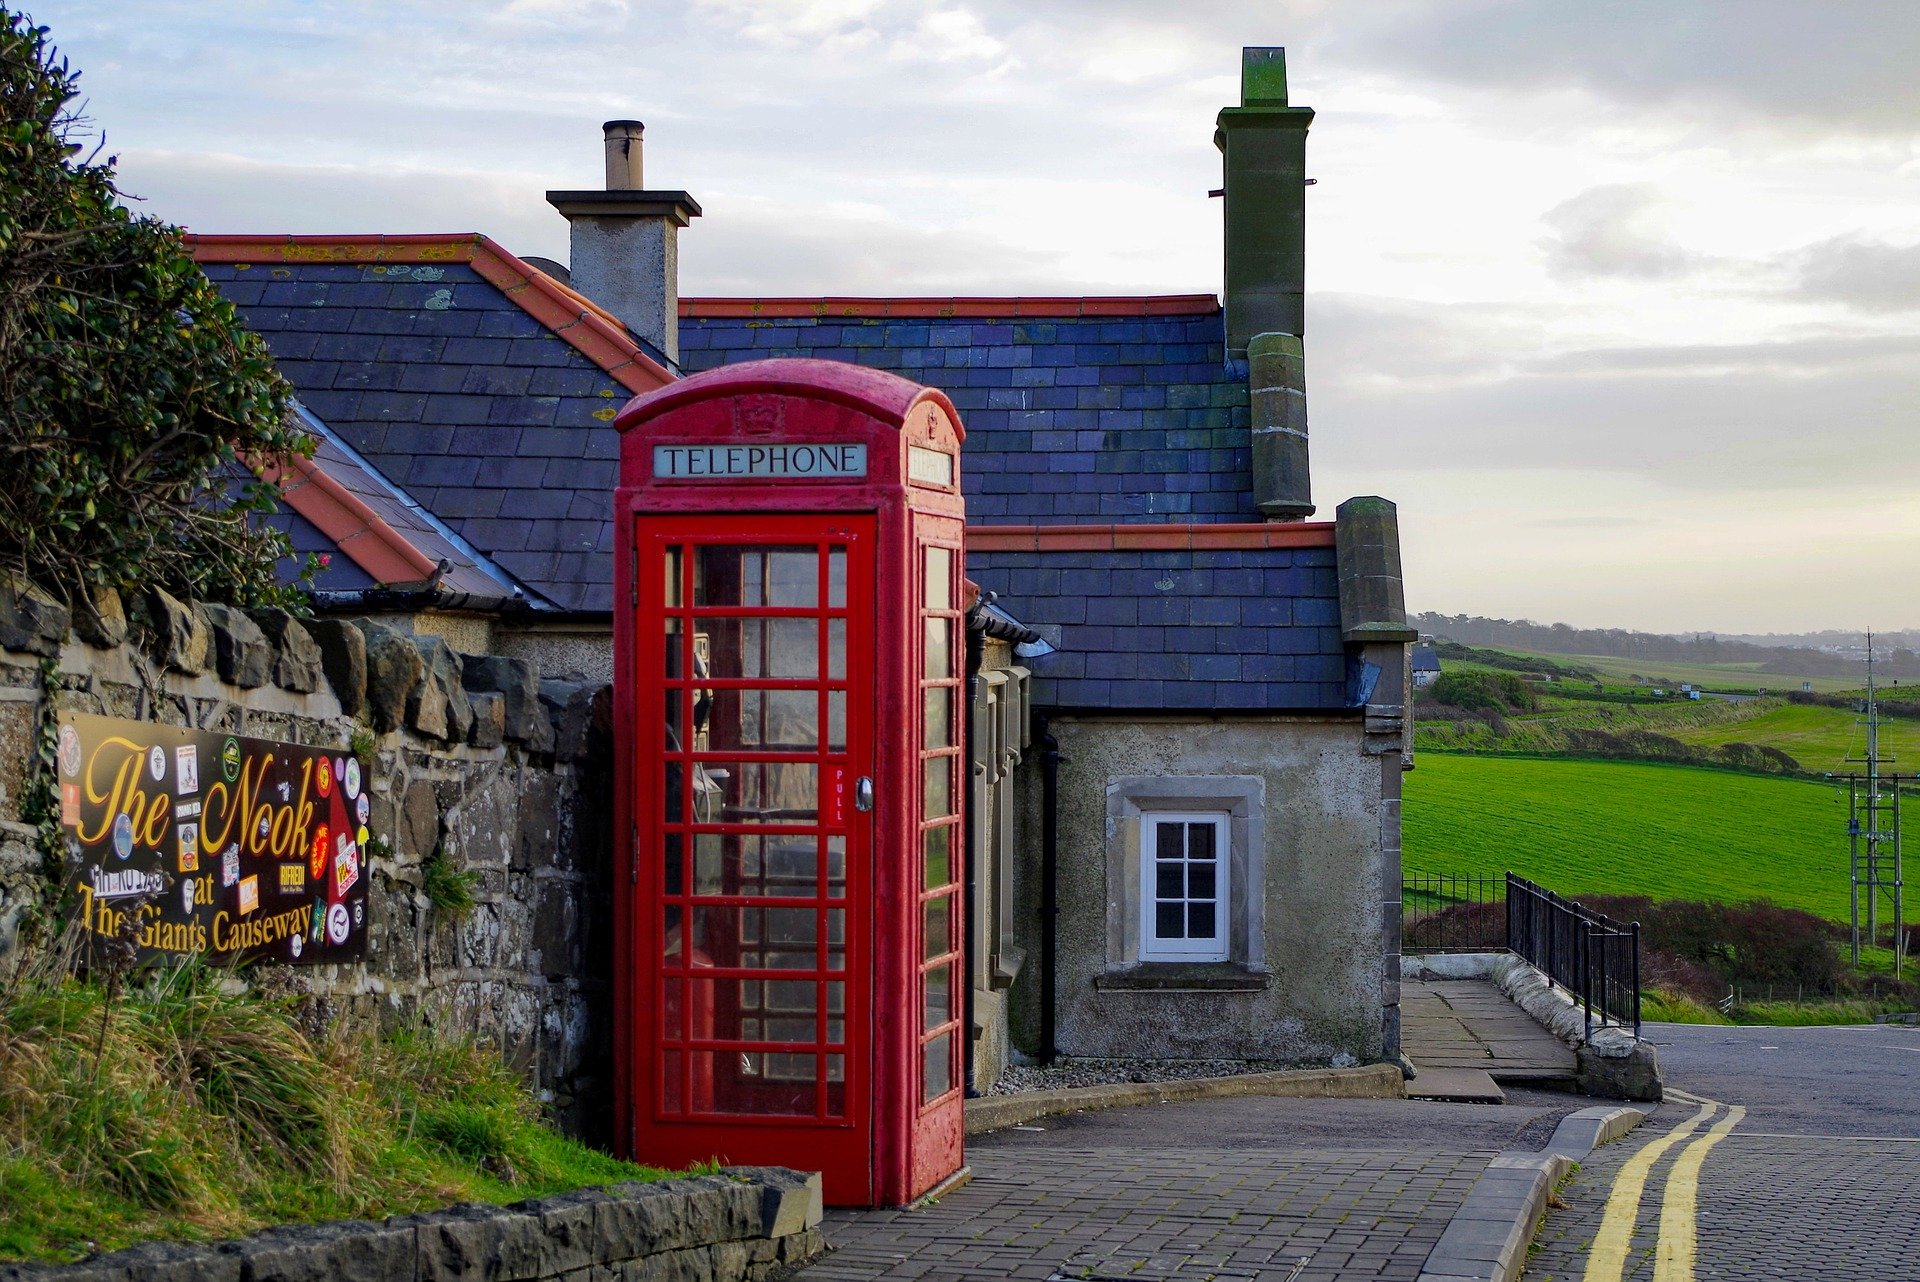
[412,1202,503,1282]
[468,691,506,748]
[250,608,325,693]
[230,1217,416,1282]
[201,603,274,689]
[520,1189,603,1276]
[0,574,70,657]
[403,780,442,861]
[306,618,368,716]
[357,621,424,734]
[137,587,212,674]
[462,654,542,742]
[723,1167,824,1238]
[410,636,474,744]
[72,585,127,648]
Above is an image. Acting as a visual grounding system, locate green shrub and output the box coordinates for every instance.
[1426,671,1539,715]
[0,10,311,608]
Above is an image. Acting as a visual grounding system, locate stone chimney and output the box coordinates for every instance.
[547,121,701,363]
[1217,48,1315,519]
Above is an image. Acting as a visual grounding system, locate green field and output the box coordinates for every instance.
[1473,647,1862,695]
[1402,754,1894,922]
[1662,701,1919,774]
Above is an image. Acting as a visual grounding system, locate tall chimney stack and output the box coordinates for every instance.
[548,120,700,363]
[1217,48,1315,520]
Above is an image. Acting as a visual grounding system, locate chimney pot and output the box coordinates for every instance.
[603,119,644,190]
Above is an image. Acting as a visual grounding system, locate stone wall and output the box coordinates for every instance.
[15,1167,826,1281]
[0,581,616,1132]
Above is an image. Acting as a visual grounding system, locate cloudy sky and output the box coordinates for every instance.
[40,0,1920,634]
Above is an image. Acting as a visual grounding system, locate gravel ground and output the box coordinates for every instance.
[988,1056,1348,1095]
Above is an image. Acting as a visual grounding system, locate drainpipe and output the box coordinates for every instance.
[1038,718,1062,1066]
[962,628,983,1096]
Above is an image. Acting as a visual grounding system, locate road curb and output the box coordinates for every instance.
[1416,1104,1646,1282]
[963,1062,1406,1134]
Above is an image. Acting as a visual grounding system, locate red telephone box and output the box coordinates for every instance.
[611,359,967,1206]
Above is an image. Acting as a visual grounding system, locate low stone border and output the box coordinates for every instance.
[6,1167,824,1282]
[964,1062,1405,1134]
[1402,952,1662,1101]
[1417,1104,1645,1282]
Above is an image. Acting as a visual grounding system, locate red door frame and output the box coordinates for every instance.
[611,360,968,1206]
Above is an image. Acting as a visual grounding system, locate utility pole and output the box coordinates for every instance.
[1842,633,1905,976]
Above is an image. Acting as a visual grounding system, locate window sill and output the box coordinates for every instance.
[1094,963,1272,993]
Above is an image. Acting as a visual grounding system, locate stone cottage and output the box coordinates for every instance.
[194,47,1415,1096]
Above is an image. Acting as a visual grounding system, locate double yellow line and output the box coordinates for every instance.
[1583,1088,1745,1282]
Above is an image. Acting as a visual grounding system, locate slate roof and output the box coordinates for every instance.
[968,531,1347,711]
[678,299,1257,525]
[261,406,528,601]
[194,235,672,613]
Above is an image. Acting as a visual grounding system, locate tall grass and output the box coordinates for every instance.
[0,923,664,1263]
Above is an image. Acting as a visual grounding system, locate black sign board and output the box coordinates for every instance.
[57,712,372,965]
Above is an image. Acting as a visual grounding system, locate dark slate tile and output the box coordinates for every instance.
[459,366,534,396]
[474,456,551,488]
[405,455,481,488]
[420,393,493,425]
[429,489,504,520]
[488,395,561,427]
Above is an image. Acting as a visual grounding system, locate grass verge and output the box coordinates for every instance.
[0,942,670,1264]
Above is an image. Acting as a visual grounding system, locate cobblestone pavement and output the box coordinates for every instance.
[796,1144,1487,1281]
[1524,1022,1920,1282]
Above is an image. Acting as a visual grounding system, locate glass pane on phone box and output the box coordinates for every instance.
[689,1051,813,1116]
[923,896,950,959]
[923,825,950,890]
[691,761,818,824]
[712,689,819,752]
[665,688,684,751]
[663,832,684,895]
[923,755,952,818]
[827,691,846,753]
[664,618,683,677]
[694,545,818,608]
[690,907,817,970]
[705,617,817,680]
[923,618,952,681]
[828,548,847,608]
[664,546,683,607]
[827,619,846,680]
[663,905,683,960]
[922,1033,952,1103]
[827,908,846,970]
[826,836,846,897]
[924,546,952,611]
[924,964,952,1032]
[923,686,951,751]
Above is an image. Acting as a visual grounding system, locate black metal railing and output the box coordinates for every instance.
[1402,873,1507,954]
[1506,873,1641,1039]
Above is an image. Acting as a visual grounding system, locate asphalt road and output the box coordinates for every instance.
[1644,1018,1920,1137]
[1526,1020,1920,1282]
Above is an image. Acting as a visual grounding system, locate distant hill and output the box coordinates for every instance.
[1412,613,1920,682]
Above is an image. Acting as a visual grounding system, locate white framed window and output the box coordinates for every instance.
[1139,812,1230,962]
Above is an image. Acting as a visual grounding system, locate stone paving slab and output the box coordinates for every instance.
[1403,980,1577,1080]
[794,1143,1490,1281]
[1407,1068,1506,1105]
